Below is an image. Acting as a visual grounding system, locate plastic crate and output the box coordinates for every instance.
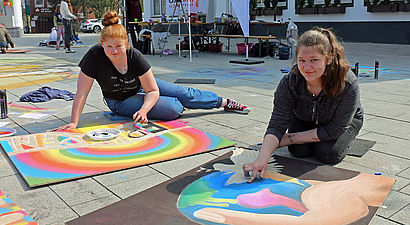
[236,43,254,55]
[208,43,223,52]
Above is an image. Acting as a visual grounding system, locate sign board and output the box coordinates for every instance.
[3,0,13,7]
[165,0,209,16]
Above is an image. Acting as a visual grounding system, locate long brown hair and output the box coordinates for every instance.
[100,11,130,49]
[55,4,60,13]
[296,27,349,98]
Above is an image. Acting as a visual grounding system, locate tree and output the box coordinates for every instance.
[271,0,278,8]
[48,0,122,19]
[263,0,271,9]
[250,0,257,10]
[87,0,122,18]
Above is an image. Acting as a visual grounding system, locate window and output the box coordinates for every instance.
[35,0,44,7]
[46,0,52,8]
[153,0,166,16]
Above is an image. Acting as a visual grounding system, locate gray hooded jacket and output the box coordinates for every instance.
[265,67,363,142]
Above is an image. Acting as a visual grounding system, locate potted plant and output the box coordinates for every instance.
[398,0,410,11]
[296,0,318,14]
[307,0,315,8]
[263,0,273,14]
[333,0,341,6]
[271,0,283,15]
[298,0,306,9]
[368,0,398,11]
[263,0,271,9]
[319,0,346,14]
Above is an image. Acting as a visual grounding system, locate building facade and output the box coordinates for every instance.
[28,0,55,33]
[142,0,410,44]
[0,0,24,37]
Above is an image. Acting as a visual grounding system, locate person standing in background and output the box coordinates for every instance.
[126,0,143,48]
[53,4,64,50]
[60,0,77,53]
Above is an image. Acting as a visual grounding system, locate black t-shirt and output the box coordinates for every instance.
[78,45,151,101]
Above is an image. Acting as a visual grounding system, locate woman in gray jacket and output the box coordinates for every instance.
[244,28,363,182]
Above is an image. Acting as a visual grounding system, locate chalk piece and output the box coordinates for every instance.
[381,205,387,208]
[374,172,382,175]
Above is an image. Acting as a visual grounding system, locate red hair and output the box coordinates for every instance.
[100,11,130,49]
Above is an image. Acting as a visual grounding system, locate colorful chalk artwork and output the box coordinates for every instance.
[0,121,236,187]
[86,128,121,141]
[0,127,16,137]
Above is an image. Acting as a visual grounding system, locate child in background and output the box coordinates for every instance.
[53,4,64,50]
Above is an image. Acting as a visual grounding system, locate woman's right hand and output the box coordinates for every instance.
[242,156,269,183]
[52,122,77,132]
[133,110,148,124]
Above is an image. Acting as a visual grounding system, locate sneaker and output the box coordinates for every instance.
[224,99,250,114]
[66,50,76,53]
[56,46,60,50]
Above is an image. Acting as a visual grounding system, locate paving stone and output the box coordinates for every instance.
[106,172,169,199]
[370,215,401,225]
[362,117,410,141]
[399,183,410,195]
[358,132,410,159]
[345,150,409,177]
[224,130,264,146]
[389,203,410,225]
[0,156,17,177]
[336,160,409,191]
[149,153,217,178]
[361,91,410,105]
[376,190,410,218]
[361,99,406,118]
[93,166,159,187]
[50,178,114,206]
[192,121,239,139]
[0,175,78,225]
[70,195,121,217]
[200,112,259,129]
[397,167,410,179]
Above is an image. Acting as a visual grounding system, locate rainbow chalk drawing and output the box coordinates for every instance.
[0,121,235,187]
[0,190,38,224]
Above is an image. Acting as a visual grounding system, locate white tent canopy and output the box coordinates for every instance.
[230,0,249,37]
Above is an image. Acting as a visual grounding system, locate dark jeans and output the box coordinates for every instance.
[288,115,363,164]
[63,19,73,51]
[127,22,141,48]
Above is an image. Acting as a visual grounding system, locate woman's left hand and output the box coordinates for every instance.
[133,110,148,124]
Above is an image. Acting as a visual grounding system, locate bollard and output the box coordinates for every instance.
[0,89,8,119]
[374,61,379,79]
[354,62,359,77]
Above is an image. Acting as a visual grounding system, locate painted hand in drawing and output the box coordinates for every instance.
[213,147,283,184]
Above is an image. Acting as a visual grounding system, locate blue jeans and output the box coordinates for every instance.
[105,78,223,120]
